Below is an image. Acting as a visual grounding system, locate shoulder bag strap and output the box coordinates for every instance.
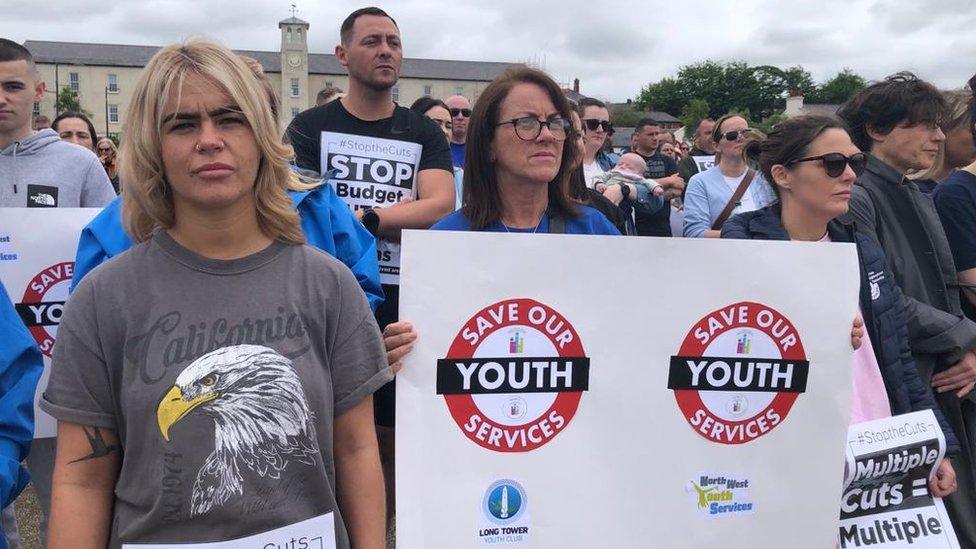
[711,169,756,231]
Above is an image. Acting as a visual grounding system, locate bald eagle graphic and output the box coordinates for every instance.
[156,344,318,516]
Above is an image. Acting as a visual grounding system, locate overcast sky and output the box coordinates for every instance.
[3,0,974,102]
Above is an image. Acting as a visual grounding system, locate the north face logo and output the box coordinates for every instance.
[26,184,58,208]
[868,271,885,301]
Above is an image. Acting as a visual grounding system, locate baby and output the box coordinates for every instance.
[593,153,664,197]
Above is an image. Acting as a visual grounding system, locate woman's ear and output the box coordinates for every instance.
[771,164,791,192]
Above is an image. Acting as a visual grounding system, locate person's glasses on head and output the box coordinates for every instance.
[449,108,472,118]
[786,152,867,177]
[498,116,570,141]
[582,119,613,135]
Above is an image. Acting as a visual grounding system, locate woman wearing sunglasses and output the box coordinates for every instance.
[96,137,120,194]
[683,114,776,237]
[721,115,961,498]
[577,98,619,188]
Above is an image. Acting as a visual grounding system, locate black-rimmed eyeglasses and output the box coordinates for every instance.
[497,116,571,141]
[786,152,867,177]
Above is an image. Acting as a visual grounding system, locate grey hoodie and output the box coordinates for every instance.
[0,129,116,207]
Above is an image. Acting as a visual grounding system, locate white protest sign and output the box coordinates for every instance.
[0,208,100,439]
[693,154,716,173]
[123,512,336,549]
[841,411,960,548]
[320,131,421,285]
[397,231,859,548]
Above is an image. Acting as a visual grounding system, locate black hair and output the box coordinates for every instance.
[340,7,398,45]
[743,115,849,198]
[634,117,661,134]
[51,111,98,148]
[0,39,33,64]
[409,96,449,114]
[577,97,608,112]
[837,72,946,152]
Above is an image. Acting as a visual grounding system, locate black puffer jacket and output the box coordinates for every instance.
[723,205,960,454]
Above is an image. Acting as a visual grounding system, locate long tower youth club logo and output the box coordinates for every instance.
[437,298,590,452]
[667,301,810,444]
[16,262,73,357]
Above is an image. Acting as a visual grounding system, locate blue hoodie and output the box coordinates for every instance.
[71,185,385,311]
[0,281,43,511]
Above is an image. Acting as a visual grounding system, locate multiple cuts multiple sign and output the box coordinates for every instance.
[841,411,959,548]
[397,232,862,548]
[320,132,421,285]
[0,208,100,438]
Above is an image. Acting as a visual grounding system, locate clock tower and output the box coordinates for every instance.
[279,13,310,125]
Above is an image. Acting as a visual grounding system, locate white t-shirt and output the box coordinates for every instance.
[583,161,604,188]
[724,171,756,214]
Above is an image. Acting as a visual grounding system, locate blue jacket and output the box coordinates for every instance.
[70,185,385,311]
[723,205,961,455]
[683,166,776,237]
[0,281,43,510]
[595,150,619,172]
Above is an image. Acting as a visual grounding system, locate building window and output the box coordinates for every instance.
[32,102,40,118]
[108,104,119,124]
[290,78,300,98]
[107,73,118,93]
[296,28,302,39]
[423,85,432,96]
[325,80,334,88]
[291,107,300,119]
[69,72,80,93]
[392,85,399,102]
[287,28,292,43]
[455,86,464,95]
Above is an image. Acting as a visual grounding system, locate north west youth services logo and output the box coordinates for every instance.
[667,301,810,444]
[16,262,73,357]
[437,298,589,452]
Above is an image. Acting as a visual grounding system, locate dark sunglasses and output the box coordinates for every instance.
[719,129,754,142]
[582,118,614,134]
[786,152,867,177]
[449,108,472,118]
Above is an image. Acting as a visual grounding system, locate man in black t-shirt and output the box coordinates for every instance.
[286,7,454,517]
[630,118,683,236]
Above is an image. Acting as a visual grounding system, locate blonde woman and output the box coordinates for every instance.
[42,40,389,549]
[95,137,120,193]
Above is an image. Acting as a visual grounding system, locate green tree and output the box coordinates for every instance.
[54,86,92,117]
[680,99,711,132]
[807,69,866,105]
[635,76,685,118]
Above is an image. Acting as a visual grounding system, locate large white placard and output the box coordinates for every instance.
[320,131,422,285]
[841,411,959,548]
[397,231,860,548]
[0,208,100,439]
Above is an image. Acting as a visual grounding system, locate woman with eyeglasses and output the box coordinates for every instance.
[96,137,120,194]
[721,115,961,498]
[430,68,620,235]
[682,114,776,237]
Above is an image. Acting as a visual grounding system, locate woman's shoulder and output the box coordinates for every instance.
[570,205,621,235]
[431,210,472,231]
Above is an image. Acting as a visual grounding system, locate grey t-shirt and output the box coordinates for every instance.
[40,230,392,547]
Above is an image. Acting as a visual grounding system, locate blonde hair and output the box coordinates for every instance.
[96,137,118,157]
[909,90,973,181]
[120,39,305,244]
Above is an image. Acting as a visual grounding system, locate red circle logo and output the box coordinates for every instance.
[19,262,74,357]
[437,298,589,452]
[667,301,809,444]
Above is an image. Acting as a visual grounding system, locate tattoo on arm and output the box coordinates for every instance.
[70,427,121,464]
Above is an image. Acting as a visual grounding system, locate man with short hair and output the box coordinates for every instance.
[315,85,345,106]
[631,117,684,236]
[31,114,49,130]
[677,118,716,182]
[840,72,976,546]
[444,94,470,167]
[0,38,114,548]
[286,7,454,523]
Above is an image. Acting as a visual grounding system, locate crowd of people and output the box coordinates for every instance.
[2,5,976,548]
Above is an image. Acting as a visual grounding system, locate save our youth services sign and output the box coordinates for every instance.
[0,208,100,439]
[397,231,860,548]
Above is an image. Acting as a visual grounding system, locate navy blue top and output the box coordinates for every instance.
[450,142,466,168]
[431,205,621,235]
[933,170,976,271]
